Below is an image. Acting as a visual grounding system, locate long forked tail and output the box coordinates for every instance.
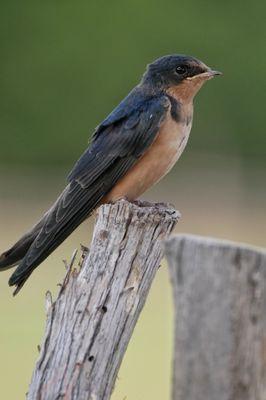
[0,216,46,271]
[2,155,137,295]
[6,179,106,295]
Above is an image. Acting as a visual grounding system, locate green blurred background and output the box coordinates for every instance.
[0,1,265,399]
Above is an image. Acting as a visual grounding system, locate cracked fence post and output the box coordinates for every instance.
[165,234,266,400]
[27,200,179,400]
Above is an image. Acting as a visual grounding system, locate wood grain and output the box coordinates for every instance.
[27,199,179,400]
[166,234,266,400]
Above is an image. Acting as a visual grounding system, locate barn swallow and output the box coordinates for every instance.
[0,54,221,294]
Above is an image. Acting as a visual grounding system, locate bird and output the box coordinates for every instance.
[0,54,221,294]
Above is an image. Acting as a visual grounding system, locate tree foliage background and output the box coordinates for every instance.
[1,0,265,169]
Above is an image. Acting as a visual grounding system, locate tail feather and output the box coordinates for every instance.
[6,156,136,294]
[9,193,100,293]
[0,217,46,271]
[8,180,105,293]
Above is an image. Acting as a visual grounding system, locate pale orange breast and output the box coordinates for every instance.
[104,108,193,202]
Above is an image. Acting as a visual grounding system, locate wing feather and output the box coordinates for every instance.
[9,95,170,291]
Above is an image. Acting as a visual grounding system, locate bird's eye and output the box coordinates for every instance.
[176,65,188,75]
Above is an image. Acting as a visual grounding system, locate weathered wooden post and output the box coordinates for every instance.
[165,234,266,400]
[27,200,179,400]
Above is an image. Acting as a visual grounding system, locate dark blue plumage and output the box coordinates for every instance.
[0,54,221,294]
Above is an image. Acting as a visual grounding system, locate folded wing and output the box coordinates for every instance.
[8,95,170,293]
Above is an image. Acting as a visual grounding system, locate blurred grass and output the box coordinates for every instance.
[0,170,173,400]
[0,153,265,399]
[0,0,266,398]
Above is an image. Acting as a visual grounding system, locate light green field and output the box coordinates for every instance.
[0,154,265,399]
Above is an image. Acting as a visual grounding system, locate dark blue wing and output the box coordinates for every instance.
[94,85,148,136]
[9,94,170,292]
[68,93,169,184]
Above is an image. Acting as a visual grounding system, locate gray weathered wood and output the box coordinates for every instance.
[27,199,179,400]
[165,234,266,400]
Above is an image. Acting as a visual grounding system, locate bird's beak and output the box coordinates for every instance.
[187,69,223,81]
[205,69,223,78]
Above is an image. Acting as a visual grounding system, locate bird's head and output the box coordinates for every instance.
[142,54,222,101]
